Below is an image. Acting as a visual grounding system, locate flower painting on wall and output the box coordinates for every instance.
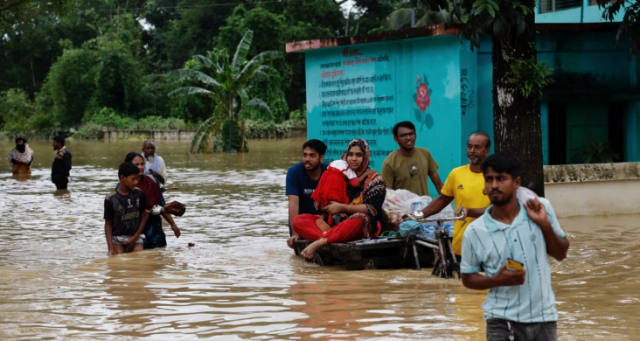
[413,73,435,131]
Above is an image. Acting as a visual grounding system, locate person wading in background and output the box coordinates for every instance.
[8,137,33,174]
[51,136,72,190]
[142,140,167,185]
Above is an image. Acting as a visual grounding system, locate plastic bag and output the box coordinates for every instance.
[516,187,539,203]
[383,189,417,224]
[398,220,424,237]
[404,196,432,214]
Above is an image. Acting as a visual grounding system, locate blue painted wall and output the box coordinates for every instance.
[475,32,638,164]
[305,36,480,194]
[536,0,625,23]
[477,37,495,155]
[305,32,638,171]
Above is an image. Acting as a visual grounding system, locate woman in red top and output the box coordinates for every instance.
[292,139,388,258]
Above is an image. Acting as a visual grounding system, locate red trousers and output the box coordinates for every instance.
[292,214,380,244]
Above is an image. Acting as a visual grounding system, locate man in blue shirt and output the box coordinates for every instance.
[286,139,328,249]
[461,152,569,341]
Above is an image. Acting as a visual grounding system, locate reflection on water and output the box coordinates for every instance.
[0,139,639,340]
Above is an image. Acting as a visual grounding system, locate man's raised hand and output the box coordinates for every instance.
[525,198,549,227]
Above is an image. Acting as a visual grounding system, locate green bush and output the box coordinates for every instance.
[289,104,307,121]
[72,109,199,139]
[84,107,136,129]
[244,119,291,139]
[283,119,307,130]
[0,89,34,135]
[71,123,105,139]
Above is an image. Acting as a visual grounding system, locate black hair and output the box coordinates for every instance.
[118,162,141,179]
[124,152,144,163]
[53,136,65,145]
[393,121,416,137]
[302,139,327,156]
[481,151,522,179]
[471,132,492,149]
[15,137,27,144]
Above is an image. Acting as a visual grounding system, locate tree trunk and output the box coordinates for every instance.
[30,59,36,89]
[491,6,545,196]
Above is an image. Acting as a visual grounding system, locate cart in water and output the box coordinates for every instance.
[293,212,464,279]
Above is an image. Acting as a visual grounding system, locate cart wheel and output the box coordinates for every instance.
[313,252,324,266]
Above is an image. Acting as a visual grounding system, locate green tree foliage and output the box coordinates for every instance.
[0,2,98,96]
[1,0,346,138]
[0,89,34,134]
[40,12,144,128]
[596,0,639,56]
[387,0,455,29]
[215,1,344,120]
[413,0,547,195]
[0,0,69,28]
[169,30,282,153]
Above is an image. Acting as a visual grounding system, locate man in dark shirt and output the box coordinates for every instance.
[104,162,150,255]
[51,136,72,190]
[286,139,328,249]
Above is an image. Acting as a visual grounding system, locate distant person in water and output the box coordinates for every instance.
[142,140,167,185]
[51,136,72,190]
[104,162,150,255]
[8,137,33,174]
[121,152,181,249]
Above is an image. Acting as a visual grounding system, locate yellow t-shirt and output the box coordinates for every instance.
[441,165,491,255]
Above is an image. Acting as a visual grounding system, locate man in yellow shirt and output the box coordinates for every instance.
[421,132,491,260]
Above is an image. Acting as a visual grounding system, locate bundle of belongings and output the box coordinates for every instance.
[383,189,455,238]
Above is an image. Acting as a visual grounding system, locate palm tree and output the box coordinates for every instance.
[169,30,282,153]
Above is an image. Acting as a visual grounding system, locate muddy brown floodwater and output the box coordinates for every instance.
[0,138,638,340]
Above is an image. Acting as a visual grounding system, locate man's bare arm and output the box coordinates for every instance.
[421,194,454,217]
[457,207,488,219]
[105,219,114,255]
[540,221,569,261]
[288,195,300,227]
[462,265,526,290]
[525,199,570,261]
[161,212,181,238]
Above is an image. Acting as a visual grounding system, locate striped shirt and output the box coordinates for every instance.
[460,198,565,323]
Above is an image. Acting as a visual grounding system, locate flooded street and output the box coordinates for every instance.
[0,138,638,340]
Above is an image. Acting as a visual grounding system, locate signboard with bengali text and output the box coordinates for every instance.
[305,37,477,194]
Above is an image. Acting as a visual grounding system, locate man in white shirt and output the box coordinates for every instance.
[142,140,168,185]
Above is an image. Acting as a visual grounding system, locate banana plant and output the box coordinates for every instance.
[169,29,282,153]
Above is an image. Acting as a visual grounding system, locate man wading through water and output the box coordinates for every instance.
[461,152,569,341]
[142,140,167,186]
[51,136,72,190]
